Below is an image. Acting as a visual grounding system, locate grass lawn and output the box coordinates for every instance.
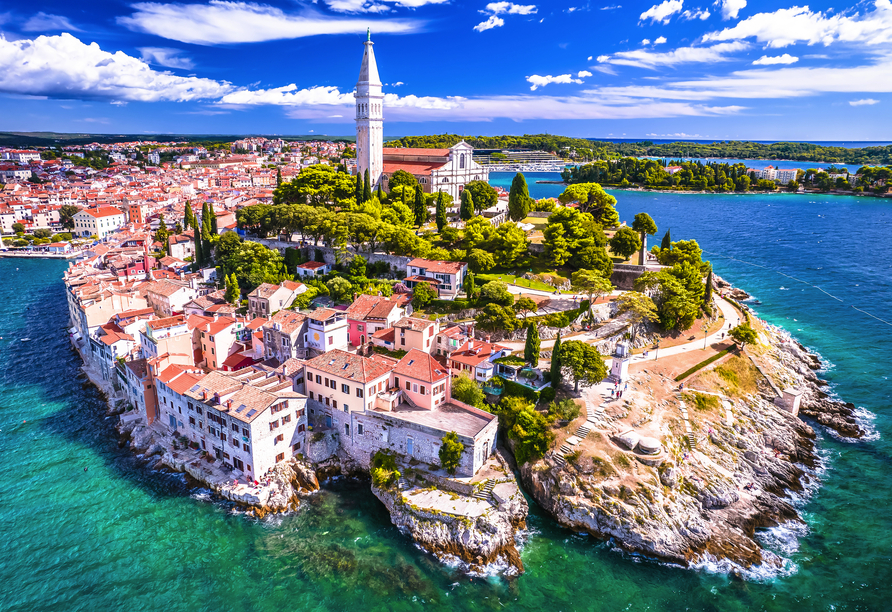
[478,262,573,293]
[520,216,549,226]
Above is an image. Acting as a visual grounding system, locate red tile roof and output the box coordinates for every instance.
[82,206,124,218]
[304,349,393,383]
[394,349,448,383]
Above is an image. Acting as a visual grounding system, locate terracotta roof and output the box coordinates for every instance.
[393,349,448,383]
[308,307,339,322]
[382,161,443,175]
[264,310,307,334]
[249,282,280,298]
[304,349,393,383]
[345,294,401,320]
[393,316,434,332]
[296,261,327,270]
[80,206,124,218]
[407,258,466,274]
[146,315,186,330]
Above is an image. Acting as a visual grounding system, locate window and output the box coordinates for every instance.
[357,325,363,331]
[460,153,466,169]
[309,391,314,400]
[269,420,279,431]
[343,405,349,413]
[330,380,337,390]
[342,383,349,394]
[282,414,291,424]
[344,424,350,436]
[275,434,284,443]
[405,381,410,390]
[292,442,301,453]
[231,422,239,431]
[275,453,285,463]
[357,423,364,435]
[328,336,333,346]
[242,427,249,436]
[400,338,405,346]
[243,443,250,452]
[420,386,426,395]
[298,424,305,433]
[356,388,364,398]
[189,416,195,426]
[316,374,321,384]
[324,377,329,387]
[413,383,419,393]
[332,400,337,409]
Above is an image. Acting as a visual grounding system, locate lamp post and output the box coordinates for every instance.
[702,322,709,350]
[655,340,660,360]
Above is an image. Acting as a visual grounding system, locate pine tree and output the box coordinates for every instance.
[414,184,427,226]
[550,332,562,388]
[363,169,372,203]
[435,191,447,232]
[661,228,671,251]
[354,173,363,204]
[154,214,169,247]
[524,323,540,367]
[459,189,474,221]
[174,222,183,235]
[508,172,532,222]
[183,202,194,230]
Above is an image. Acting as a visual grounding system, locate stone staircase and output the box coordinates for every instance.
[397,477,410,491]
[574,422,591,439]
[473,479,497,502]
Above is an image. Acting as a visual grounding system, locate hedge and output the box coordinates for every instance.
[674,349,730,382]
[499,376,540,404]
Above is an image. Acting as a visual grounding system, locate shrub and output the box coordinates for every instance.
[497,396,555,464]
[539,386,556,404]
[548,398,580,422]
[371,450,401,489]
[501,377,540,403]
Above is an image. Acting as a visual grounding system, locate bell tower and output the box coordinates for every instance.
[355,29,383,187]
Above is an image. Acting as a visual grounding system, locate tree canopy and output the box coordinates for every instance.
[559,340,607,392]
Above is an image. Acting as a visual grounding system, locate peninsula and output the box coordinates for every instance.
[7,35,863,578]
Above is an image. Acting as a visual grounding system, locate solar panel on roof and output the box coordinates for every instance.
[246,409,258,417]
[235,404,247,413]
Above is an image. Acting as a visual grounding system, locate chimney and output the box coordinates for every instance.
[468,340,474,350]
[485,334,491,344]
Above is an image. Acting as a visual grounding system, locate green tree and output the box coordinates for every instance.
[631,212,658,265]
[543,223,571,267]
[183,203,195,230]
[174,222,183,235]
[550,332,562,388]
[459,189,475,221]
[224,273,240,304]
[376,182,384,201]
[59,205,81,230]
[558,183,618,226]
[388,169,418,192]
[703,268,714,310]
[614,291,659,339]
[154,214,169,246]
[33,228,52,239]
[490,222,528,267]
[435,190,447,232]
[480,280,514,306]
[467,248,495,273]
[192,230,203,269]
[514,296,537,320]
[363,168,372,203]
[452,372,487,409]
[276,167,282,187]
[608,227,642,260]
[348,254,367,279]
[635,270,700,331]
[438,431,465,474]
[414,184,427,226]
[464,180,498,214]
[571,269,613,311]
[729,322,758,349]
[475,303,517,332]
[559,340,607,392]
[524,323,540,367]
[411,281,437,308]
[660,228,672,251]
[464,272,476,298]
[326,276,353,302]
[354,173,363,204]
[508,173,532,222]
[497,396,554,464]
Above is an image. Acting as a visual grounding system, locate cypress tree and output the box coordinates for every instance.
[276,167,282,187]
[354,173,363,204]
[183,202,193,230]
[376,182,384,201]
[435,191,447,232]
[524,323,540,367]
[193,231,203,269]
[459,189,474,221]
[211,211,218,235]
[550,332,562,387]
[464,272,475,298]
[704,268,714,307]
[508,172,532,222]
[201,223,212,265]
[414,184,427,226]
[363,169,372,203]
[661,228,672,251]
[225,273,240,304]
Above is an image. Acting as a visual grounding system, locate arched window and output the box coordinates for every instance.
[459,154,466,169]
[419,177,426,184]
[442,178,449,183]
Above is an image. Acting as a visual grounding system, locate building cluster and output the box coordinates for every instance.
[64,214,504,480]
[745,165,801,185]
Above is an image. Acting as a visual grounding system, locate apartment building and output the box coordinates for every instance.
[344,294,405,346]
[72,206,126,239]
[306,308,348,356]
[392,316,439,353]
[404,258,467,298]
[144,279,198,317]
[247,280,306,320]
[262,310,309,362]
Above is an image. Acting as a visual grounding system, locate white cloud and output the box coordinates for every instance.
[118,1,418,45]
[703,1,892,48]
[139,47,195,69]
[641,38,651,45]
[639,0,684,24]
[752,53,798,65]
[0,33,231,101]
[484,2,537,15]
[22,12,80,32]
[597,41,747,69]
[715,0,745,20]
[681,8,710,19]
[526,73,583,90]
[473,15,504,31]
[587,58,892,101]
[391,81,405,86]
[849,98,879,106]
[600,4,622,9]
[577,70,592,77]
[323,0,446,12]
[654,36,667,44]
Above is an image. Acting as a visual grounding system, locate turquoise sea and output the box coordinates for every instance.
[2,184,892,610]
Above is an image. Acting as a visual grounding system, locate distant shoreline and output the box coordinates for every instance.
[529,180,891,199]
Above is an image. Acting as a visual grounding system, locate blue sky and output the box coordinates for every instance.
[1,0,891,139]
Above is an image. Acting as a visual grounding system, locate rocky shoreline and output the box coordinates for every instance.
[516,298,865,574]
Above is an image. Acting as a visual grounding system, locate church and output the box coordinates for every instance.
[354,35,489,202]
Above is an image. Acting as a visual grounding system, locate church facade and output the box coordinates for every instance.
[354,37,488,202]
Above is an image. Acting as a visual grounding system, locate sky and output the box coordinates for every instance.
[1,0,891,140]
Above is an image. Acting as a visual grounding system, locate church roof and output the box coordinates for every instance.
[383,161,444,175]
[357,41,380,85]
[382,147,451,157]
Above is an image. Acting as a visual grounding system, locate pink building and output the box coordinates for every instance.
[344,294,405,347]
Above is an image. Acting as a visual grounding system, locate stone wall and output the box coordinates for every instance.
[250,237,411,272]
[306,429,339,463]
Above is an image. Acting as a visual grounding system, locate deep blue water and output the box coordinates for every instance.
[2,183,892,610]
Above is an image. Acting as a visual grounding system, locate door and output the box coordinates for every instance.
[169,415,177,431]
[325,415,332,428]
[407,437,414,457]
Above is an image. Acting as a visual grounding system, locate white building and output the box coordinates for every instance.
[72,206,126,239]
[354,32,384,188]
[2,150,41,162]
